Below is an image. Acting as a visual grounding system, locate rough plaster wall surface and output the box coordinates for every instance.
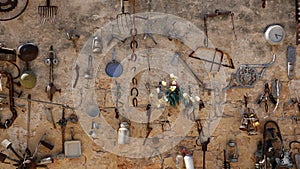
[0,0,299,169]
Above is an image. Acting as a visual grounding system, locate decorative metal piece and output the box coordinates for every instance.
[287,46,296,79]
[0,0,28,21]
[224,54,276,90]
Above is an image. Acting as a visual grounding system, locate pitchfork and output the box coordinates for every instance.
[116,0,131,32]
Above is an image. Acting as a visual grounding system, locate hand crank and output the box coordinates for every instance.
[143,104,152,145]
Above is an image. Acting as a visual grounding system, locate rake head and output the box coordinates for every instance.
[116,12,132,33]
[38,0,58,23]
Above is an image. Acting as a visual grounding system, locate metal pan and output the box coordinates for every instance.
[105,49,123,77]
[17,43,38,62]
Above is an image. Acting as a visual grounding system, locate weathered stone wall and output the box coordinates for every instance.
[0,0,299,169]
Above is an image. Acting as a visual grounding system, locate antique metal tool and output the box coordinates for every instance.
[259,120,285,169]
[57,107,67,154]
[45,46,60,102]
[195,120,210,169]
[116,0,131,32]
[174,52,205,88]
[271,79,282,114]
[203,9,236,47]
[0,70,17,129]
[224,54,276,90]
[0,46,16,62]
[287,46,296,79]
[296,0,300,45]
[189,47,235,72]
[38,0,58,23]
[143,104,152,145]
[1,139,22,160]
[257,82,277,115]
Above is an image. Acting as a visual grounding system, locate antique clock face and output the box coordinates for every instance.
[73,12,227,158]
[264,24,285,45]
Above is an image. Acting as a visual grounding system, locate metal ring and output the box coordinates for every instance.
[130,40,138,49]
[130,28,138,36]
[132,98,138,107]
[130,53,137,61]
[131,67,136,72]
[195,138,201,146]
[130,87,139,97]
